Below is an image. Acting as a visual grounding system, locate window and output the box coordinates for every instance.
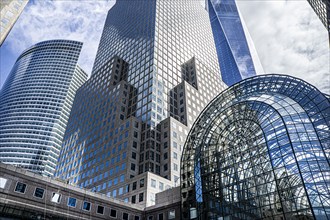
[140,154,144,162]
[97,205,105,214]
[119,187,123,195]
[131,163,136,171]
[132,195,136,204]
[190,208,197,218]
[132,152,137,159]
[140,178,145,187]
[164,164,168,171]
[174,175,179,183]
[151,179,156,188]
[123,213,129,220]
[0,177,7,188]
[174,163,178,171]
[68,197,77,207]
[82,201,91,211]
[158,213,164,220]
[135,216,140,220]
[156,165,160,174]
[110,209,117,218]
[51,192,61,203]
[159,182,164,191]
[168,210,175,219]
[133,181,137,190]
[173,152,177,159]
[148,216,153,220]
[14,182,26,194]
[34,188,44,199]
[139,192,144,202]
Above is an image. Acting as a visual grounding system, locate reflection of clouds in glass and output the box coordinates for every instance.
[236,55,252,77]
[208,0,258,85]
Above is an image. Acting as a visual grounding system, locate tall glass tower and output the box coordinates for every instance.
[0,40,87,176]
[207,0,261,86]
[55,0,226,207]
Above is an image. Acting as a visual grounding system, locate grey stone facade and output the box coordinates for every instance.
[0,163,181,220]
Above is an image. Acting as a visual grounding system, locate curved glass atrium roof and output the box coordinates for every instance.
[181,74,330,220]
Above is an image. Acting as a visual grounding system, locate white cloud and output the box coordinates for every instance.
[7,0,115,76]
[237,1,329,94]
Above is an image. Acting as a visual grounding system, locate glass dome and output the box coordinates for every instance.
[181,74,330,220]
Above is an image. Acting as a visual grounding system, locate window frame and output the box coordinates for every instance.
[0,177,8,189]
[67,197,77,208]
[158,213,164,220]
[96,205,105,215]
[82,201,91,212]
[123,212,129,220]
[151,179,156,188]
[14,182,27,194]
[168,210,175,219]
[33,187,45,199]
[51,192,62,203]
[139,192,144,202]
[110,209,117,218]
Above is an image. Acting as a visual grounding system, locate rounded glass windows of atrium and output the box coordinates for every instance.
[181,74,330,220]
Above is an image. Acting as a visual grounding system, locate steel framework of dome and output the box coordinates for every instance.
[181,74,330,220]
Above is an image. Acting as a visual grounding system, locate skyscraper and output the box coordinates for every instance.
[307,0,330,31]
[0,40,87,176]
[55,0,226,207]
[307,0,330,43]
[0,0,28,46]
[206,0,262,86]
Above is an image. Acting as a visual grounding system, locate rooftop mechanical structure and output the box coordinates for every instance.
[181,74,330,220]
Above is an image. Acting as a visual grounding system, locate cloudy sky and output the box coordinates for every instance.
[0,0,329,93]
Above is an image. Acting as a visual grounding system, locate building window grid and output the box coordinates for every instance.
[181,75,330,219]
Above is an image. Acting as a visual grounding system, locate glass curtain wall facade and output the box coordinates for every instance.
[0,40,87,176]
[55,0,226,207]
[92,0,222,126]
[207,0,259,86]
[307,0,330,43]
[181,74,330,219]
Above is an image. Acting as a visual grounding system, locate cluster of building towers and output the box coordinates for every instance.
[0,0,329,219]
